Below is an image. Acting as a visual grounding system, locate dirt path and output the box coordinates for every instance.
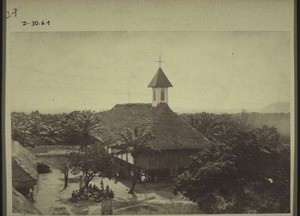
[31,153,196,215]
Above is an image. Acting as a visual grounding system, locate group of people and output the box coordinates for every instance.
[70,178,114,202]
[69,170,148,202]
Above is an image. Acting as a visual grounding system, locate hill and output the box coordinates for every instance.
[260,102,290,113]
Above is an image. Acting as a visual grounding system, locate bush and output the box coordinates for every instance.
[37,163,51,174]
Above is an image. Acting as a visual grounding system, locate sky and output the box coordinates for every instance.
[9,31,292,113]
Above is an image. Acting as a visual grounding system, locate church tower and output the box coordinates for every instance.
[148,56,173,107]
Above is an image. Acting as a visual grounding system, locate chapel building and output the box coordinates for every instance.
[94,63,210,179]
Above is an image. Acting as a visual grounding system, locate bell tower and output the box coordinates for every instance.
[148,56,173,107]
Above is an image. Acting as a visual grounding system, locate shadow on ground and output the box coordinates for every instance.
[118,178,177,200]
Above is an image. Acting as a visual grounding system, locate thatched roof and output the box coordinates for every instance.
[12,140,38,187]
[148,67,173,87]
[94,103,210,150]
[12,187,42,215]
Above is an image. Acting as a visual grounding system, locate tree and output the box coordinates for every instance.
[11,112,32,147]
[264,148,290,212]
[229,131,268,180]
[68,145,117,189]
[40,121,64,145]
[174,130,289,213]
[213,121,238,143]
[111,127,158,195]
[11,110,105,148]
[60,164,69,191]
[254,125,280,151]
[234,110,251,131]
[174,142,239,213]
[66,110,103,151]
[182,113,219,141]
[11,111,46,147]
[27,111,43,136]
[181,112,250,142]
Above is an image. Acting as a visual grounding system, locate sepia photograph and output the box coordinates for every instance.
[4,0,295,215]
[8,30,293,215]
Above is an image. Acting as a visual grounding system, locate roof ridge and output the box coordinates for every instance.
[179,115,211,141]
[115,103,152,106]
[113,103,152,109]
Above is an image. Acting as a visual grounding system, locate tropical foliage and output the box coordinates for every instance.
[111,127,159,194]
[180,111,289,145]
[11,110,289,148]
[174,128,290,213]
[68,145,117,188]
[11,109,290,213]
[11,110,105,148]
[66,110,104,151]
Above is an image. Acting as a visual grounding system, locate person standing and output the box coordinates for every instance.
[79,175,84,189]
[105,185,110,195]
[29,187,34,202]
[100,177,104,190]
[141,172,147,187]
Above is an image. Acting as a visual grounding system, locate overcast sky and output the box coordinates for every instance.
[10,31,291,113]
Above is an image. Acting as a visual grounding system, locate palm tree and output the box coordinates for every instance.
[11,112,31,146]
[186,113,220,141]
[213,121,238,143]
[112,127,158,195]
[67,110,103,151]
[40,122,64,145]
[26,111,45,147]
[235,110,251,131]
[254,125,280,151]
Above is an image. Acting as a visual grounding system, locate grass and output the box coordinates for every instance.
[35,155,68,169]
[29,145,80,155]
[29,145,78,169]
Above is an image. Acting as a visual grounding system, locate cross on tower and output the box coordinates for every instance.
[155,55,165,67]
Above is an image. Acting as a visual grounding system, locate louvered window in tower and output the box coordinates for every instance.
[161,88,165,101]
[153,88,156,101]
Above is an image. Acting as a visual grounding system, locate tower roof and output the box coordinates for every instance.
[148,67,173,88]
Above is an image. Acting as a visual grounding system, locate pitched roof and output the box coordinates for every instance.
[12,140,39,182]
[93,103,210,150]
[148,67,173,88]
[12,187,42,215]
